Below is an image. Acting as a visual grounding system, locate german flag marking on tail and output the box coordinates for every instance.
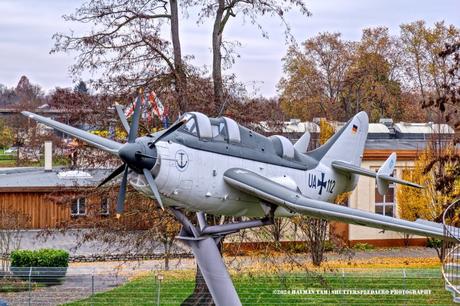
[352,124,358,134]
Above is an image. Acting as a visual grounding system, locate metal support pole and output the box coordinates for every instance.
[403,269,406,306]
[28,267,32,306]
[91,274,95,306]
[197,211,207,231]
[201,218,272,235]
[170,208,200,237]
[341,269,345,305]
[156,274,163,306]
[171,208,274,306]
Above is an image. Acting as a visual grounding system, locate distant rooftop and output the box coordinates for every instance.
[0,168,111,189]
[368,123,390,134]
[275,119,454,136]
[282,120,320,133]
[394,122,454,134]
[263,118,456,151]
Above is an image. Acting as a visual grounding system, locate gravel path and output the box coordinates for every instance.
[0,273,127,305]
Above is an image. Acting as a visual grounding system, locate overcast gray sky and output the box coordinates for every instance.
[0,0,459,97]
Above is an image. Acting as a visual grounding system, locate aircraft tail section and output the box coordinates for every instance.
[307,112,369,167]
[376,152,396,195]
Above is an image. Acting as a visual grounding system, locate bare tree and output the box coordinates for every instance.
[44,187,181,270]
[52,0,188,112]
[0,209,30,272]
[193,0,310,115]
[295,217,328,266]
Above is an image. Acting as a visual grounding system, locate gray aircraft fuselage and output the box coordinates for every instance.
[129,118,357,217]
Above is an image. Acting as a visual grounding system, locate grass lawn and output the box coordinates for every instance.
[0,159,16,167]
[65,268,455,305]
[0,156,71,168]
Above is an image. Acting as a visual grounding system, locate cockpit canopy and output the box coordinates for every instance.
[181,112,241,143]
[270,135,295,159]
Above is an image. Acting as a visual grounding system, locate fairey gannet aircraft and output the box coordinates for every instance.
[21,96,455,306]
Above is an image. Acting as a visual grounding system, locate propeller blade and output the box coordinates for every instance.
[116,165,129,216]
[150,117,188,148]
[97,164,126,188]
[142,168,164,210]
[128,95,142,143]
[115,104,130,134]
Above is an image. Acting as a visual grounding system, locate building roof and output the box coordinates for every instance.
[263,119,456,158]
[394,122,454,134]
[265,119,454,136]
[282,120,320,133]
[368,123,390,133]
[0,168,111,189]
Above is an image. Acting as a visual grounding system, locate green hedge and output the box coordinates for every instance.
[0,154,14,160]
[10,249,69,268]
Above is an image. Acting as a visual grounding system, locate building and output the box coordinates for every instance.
[344,121,455,246]
[0,167,113,228]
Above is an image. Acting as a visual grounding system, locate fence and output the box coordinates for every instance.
[0,267,453,305]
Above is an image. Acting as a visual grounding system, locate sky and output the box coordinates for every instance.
[0,0,459,97]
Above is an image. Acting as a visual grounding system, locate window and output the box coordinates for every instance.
[101,198,110,215]
[182,117,198,136]
[71,197,86,216]
[270,135,295,159]
[223,117,241,143]
[181,112,213,139]
[211,122,227,141]
[374,170,395,217]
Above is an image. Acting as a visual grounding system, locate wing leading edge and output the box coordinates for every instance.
[22,112,122,155]
[223,168,454,240]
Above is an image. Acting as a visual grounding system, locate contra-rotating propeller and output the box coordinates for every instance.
[98,92,187,216]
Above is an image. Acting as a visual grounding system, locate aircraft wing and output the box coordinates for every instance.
[223,168,453,240]
[22,112,122,155]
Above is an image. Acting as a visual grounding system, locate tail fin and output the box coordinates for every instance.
[376,152,396,195]
[307,112,369,167]
[294,132,310,154]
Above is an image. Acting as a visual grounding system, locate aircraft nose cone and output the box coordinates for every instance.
[118,143,138,165]
[119,142,157,172]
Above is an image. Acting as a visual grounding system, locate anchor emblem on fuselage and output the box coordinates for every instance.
[175,150,189,171]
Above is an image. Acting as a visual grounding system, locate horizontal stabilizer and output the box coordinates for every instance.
[331,160,423,190]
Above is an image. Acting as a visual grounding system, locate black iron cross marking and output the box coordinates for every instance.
[317,172,327,195]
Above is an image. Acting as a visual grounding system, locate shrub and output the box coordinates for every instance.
[352,243,374,251]
[427,238,442,249]
[10,249,69,267]
[323,240,335,252]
